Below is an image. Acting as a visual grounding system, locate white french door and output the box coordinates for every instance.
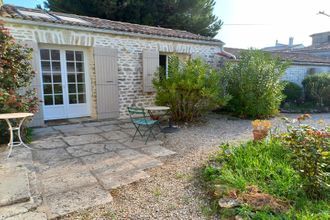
[40,48,91,120]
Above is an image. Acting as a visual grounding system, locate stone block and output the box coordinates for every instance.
[96,168,150,190]
[31,139,67,149]
[62,134,106,146]
[32,148,72,165]
[66,143,107,157]
[141,145,176,157]
[43,185,112,219]
[100,130,130,141]
[5,211,47,220]
[39,171,98,196]
[0,167,30,207]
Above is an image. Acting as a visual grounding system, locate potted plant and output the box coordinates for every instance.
[251,120,271,141]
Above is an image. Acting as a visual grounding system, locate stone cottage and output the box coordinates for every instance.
[0,4,224,127]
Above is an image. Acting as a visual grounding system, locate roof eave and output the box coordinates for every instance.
[1,17,224,47]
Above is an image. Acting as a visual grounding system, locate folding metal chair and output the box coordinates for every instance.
[127,107,161,144]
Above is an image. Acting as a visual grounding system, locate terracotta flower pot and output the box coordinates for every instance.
[253,129,268,141]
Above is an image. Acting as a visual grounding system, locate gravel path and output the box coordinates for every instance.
[64,113,329,220]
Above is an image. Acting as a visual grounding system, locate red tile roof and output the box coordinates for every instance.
[0,4,223,44]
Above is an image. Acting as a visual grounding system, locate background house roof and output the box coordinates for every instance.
[223,47,330,65]
[0,4,223,44]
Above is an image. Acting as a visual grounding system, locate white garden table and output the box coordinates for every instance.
[144,106,179,133]
[0,113,34,158]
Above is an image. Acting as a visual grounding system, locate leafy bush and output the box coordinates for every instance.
[0,23,39,143]
[281,116,330,199]
[282,81,303,103]
[153,56,230,122]
[302,73,330,107]
[221,49,289,118]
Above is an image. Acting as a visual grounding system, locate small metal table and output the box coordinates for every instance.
[0,113,34,158]
[144,106,179,133]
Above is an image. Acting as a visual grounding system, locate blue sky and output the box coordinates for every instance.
[4,0,330,49]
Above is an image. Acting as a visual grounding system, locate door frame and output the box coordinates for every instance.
[38,44,92,120]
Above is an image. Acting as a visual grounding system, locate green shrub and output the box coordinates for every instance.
[221,49,289,118]
[282,81,303,103]
[0,23,39,144]
[302,73,330,107]
[281,117,330,199]
[153,56,230,122]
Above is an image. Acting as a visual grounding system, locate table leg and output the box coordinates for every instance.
[5,117,32,158]
[5,119,14,158]
[17,117,32,149]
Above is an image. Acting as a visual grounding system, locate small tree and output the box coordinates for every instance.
[0,23,39,143]
[153,56,230,122]
[221,49,289,118]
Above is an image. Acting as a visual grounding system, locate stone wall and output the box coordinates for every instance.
[5,23,222,119]
[282,65,330,86]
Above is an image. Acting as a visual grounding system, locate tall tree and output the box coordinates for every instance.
[44,0,222,37]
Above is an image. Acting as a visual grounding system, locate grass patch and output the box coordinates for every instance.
[202,140,330,219]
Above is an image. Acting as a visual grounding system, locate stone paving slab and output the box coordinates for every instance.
[32,148,72,165]
[39,171,98,196]
[119,139,163,148]
[42,185,113,219]
[61,127,103,136]
[32,139,67,149]
[52,124,84,132]
[104,141,127,152]
[32,127,62,140]
[80,151,121,170]
[97,168,150,190]
[36,159,86,179]
[66,143,108,157]
[0,167,30,207]
[4,211,47,220]
[62,134,106,145]
[141,145,177,157]
[98,124,121,132]
[101,130,130,141]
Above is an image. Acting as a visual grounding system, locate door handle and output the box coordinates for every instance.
[106,81,113,83]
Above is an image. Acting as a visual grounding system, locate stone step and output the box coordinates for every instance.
[41,185,113,219]
[0,166,31,207]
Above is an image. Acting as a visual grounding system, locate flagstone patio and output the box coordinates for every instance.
[0,119,175,219]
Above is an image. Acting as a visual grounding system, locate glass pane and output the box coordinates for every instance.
[69,94,77,104]
[54,95,63,105]
[75,62,84,72]
[77,84,85,93]
[44,95,53,105]
[53,84,62,93]
[53,73,62,83]
[75,51,83,61]
[78,94,86,103]
[68,83,76,93]
[67,74,76,83]
[41,61,51,71]
[40,49,50,60]
[42,74,51,83]
[43,84,53,94]
[76,73,84,82]
[51,50,60,60]
[66,51,74,61]
[52,62,61,71]
[66,62,75,72]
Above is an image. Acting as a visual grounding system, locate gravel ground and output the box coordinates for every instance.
[64,113,330,220]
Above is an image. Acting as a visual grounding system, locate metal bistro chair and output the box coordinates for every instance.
[127,107,161,144]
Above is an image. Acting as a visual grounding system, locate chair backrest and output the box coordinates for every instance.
[127,107,147,121]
